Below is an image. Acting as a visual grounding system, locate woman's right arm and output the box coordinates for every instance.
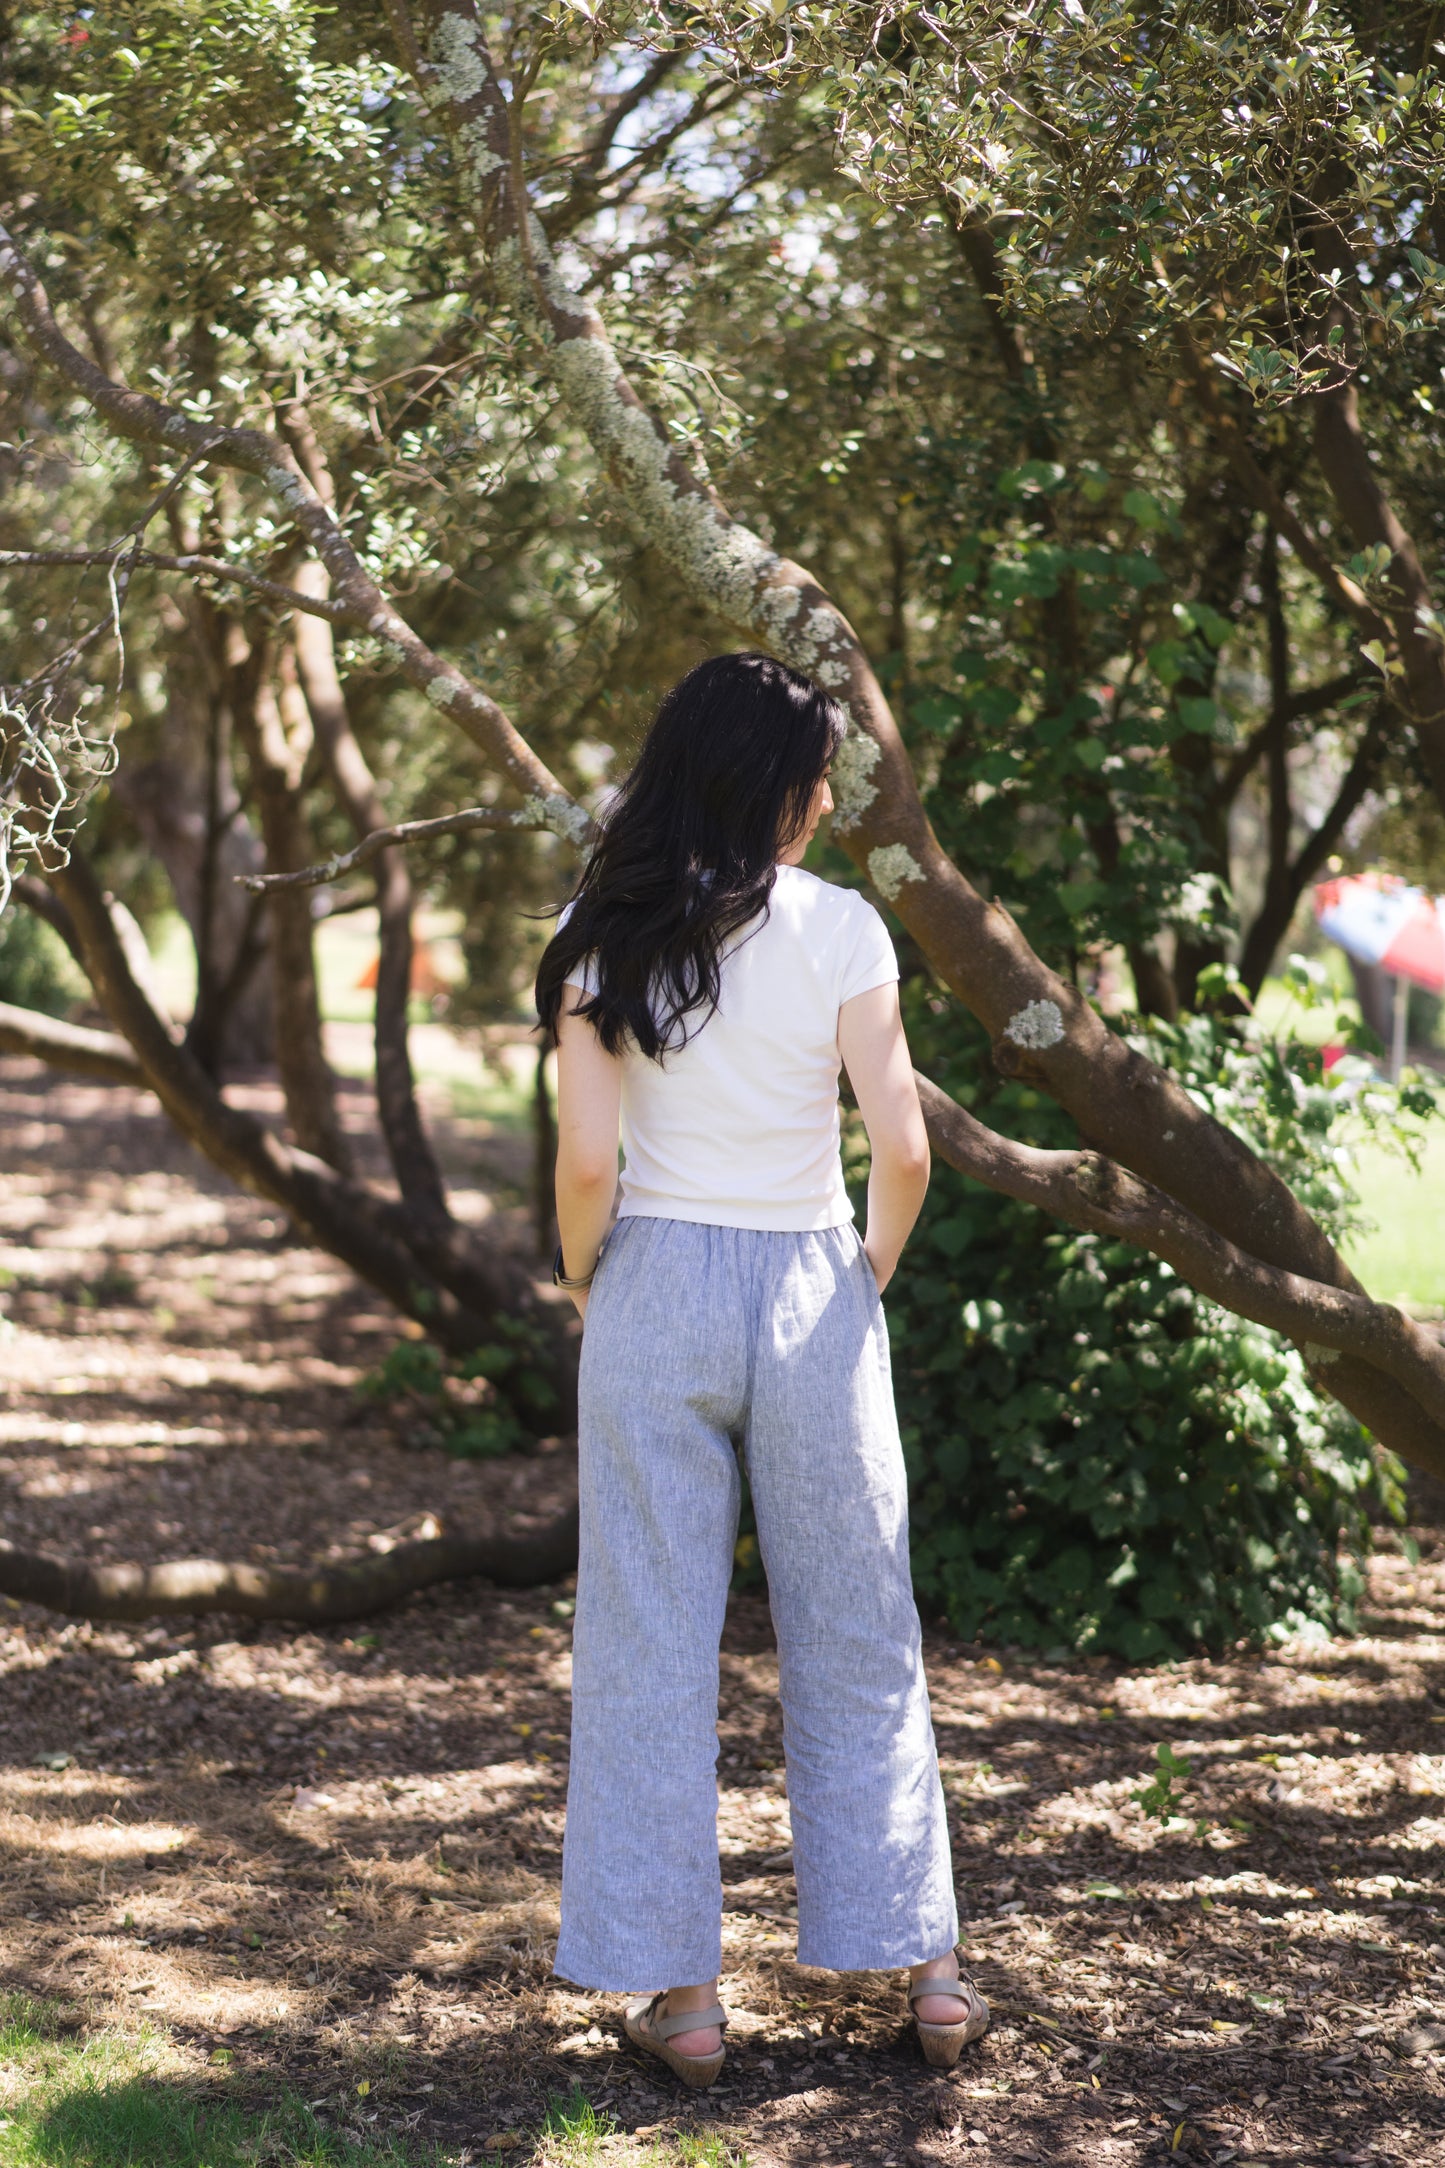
[838,980,930,1293]
[554,991,623,1316]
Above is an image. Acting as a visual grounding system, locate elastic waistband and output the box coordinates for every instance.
[608,1215,860,1246]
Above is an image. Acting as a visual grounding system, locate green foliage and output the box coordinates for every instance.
[707,1,1445,402]
[1134,958,1437,1246]
[886,989,1421,1660]
[1132,1742,1193,1826]
[0,909,85,1017]
[905,454,1238,965]
[357,1316,556,1458]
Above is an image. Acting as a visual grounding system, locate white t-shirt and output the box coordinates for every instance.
[564,863,898,1231]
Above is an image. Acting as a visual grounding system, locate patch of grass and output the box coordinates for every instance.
[1343,1125,1445,1310]
[534,2090,749,2168]
[0,1996,452,2168]
[539,2088,615,2158]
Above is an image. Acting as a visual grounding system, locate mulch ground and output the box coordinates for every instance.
[2,1054,1444,2167]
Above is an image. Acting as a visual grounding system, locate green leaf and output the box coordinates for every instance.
[911,693,964,734]
[1122,486,1172,531]
[1057,878,1106,915]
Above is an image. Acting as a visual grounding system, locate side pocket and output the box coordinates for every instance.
[852,1224,881,1299]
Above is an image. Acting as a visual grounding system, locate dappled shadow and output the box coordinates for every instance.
[4,1050,1445,2165]
[7,1575,1445,2164]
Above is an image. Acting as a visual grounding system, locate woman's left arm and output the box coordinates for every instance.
[554,992,623,1317]
[839,981,930,1293]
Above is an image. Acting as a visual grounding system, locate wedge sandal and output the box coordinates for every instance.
[623,1992,728,2089]
[908,1969,990,2069]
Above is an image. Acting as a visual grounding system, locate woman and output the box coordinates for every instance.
[535,652,987,2088]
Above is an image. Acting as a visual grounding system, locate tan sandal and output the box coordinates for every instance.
[908,1968,990,2069]
[623,1991,728,2089]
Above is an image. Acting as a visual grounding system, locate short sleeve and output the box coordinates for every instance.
[557,900,598,996]
[839,896,899,1004]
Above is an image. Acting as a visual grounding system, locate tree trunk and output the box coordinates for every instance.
[283,440,449,1230]
[226,626,353,1172]
[109,750,274,1071]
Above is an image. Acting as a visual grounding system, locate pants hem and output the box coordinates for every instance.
[553,1945,724,1994]
[795,1929,960,1973]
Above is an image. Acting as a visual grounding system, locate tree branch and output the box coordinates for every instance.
[551,78,751,234]
[235,804,543,893]
[0,222,588,836]
[916,1075,1445,1480]
[569,45,687,186]
[226,629,352,1172]
[0,998,145,1085]
[0,1504,579,1623]
[11,871,85,967]
[34,833,518,1352]
[1172,329,1384,637]
[950,207,1039,387]
[1312,376,1445,809]
[1208,672,1362,813]
[1289,707,1386,894]
[0,546,355,622]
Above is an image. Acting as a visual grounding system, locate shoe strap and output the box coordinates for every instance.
[653,1996,728,2043]
[908,1975,978,2014]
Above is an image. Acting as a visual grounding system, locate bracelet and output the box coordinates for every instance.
[552,1244,598,1291]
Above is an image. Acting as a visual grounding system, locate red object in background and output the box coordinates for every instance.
[1321,1044,1345,1071]
[354,941,447,999]
[1314,871,1445,993]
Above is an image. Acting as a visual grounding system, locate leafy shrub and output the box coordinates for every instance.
[0,907,84,1017]
[358,1317,556,1459]
[880,975,1429,1660]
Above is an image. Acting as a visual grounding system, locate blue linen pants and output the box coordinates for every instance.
[554,1216,958,1991]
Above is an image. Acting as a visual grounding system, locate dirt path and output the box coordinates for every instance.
[2,1059,1444,2166]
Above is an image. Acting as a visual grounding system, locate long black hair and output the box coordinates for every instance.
[535,652,845,1061]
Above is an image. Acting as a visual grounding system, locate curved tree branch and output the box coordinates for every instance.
[0,998,145,1085]
[35,832,557,1361]
[0,221,588,844]
[0,1503,578,1623]
[11,871,85,966]
[916,1075,1445,1480]
[278,406,449,1233]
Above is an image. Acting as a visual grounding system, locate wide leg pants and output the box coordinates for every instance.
[553,1216,958,1991]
